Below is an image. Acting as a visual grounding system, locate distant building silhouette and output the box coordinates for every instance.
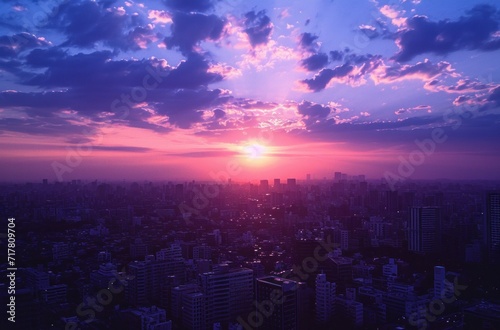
[486,192,500,264]
[408,207,441,254]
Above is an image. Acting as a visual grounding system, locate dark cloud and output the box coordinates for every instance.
[169,150,240,158]
[164,12,226,55]
[213,109,226,119]
[0,49,231,133]
[298,32,319,52]
[0,116,94,140]
[394,4,500,62]
[49,0,153,51]
[243,10,273,48]
[298,101,331,118]
[344,53,380,65]
[92,146,152,152]
[300,53,329,71]
[298,101,332,127]
[380,59,451,82]
[329,50,343,62]
[160,53,224,89]
[488,86,500,106]
[153,88,230,128]
[0,33,50,58]
[24,49,222,90]
[163,0,215,13]
[300,64,353,92]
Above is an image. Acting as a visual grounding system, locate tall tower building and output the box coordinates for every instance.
[486,192,500,264]
[260,179,269,193]
[182,292,205,330]
[254,276,307,330]
[334,172,342,182]
[408,207,441,254]
[198,265,253,328]
[316,273,336,324]
[434,266,445,299]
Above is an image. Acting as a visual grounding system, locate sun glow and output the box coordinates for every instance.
[244,143,266,159]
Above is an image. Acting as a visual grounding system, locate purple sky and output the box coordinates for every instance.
[0,0,499,182]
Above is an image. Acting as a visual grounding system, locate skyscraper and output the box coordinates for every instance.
[408,207,441,254]
[254,276,307,330]
[486,192,500,264]
[316,273,336,323]
[434,266,445,299]
[199,265,254,328]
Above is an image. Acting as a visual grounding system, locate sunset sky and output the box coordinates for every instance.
[1,0,499,182]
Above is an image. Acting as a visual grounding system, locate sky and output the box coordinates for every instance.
[0,0,500,183]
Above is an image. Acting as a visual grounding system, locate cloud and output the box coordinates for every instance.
[243,10,273,48]
[380,5,407,28]
[424,78,494,94]
[148,10,172,24]
[164,12,226,55]
[24,49,223,91]
[162,0,215,13]
[373,59,453,84]
[0,115,94,140]
[1,48,233,133]
[0,33,51,58]
[299,54,383,92]
[298,101,331,118]
[92,146,152,152]
[299,64,354,92]
[300,53,329,71]
[169,149,240,158]
[50,1,151,51]
[358,24,380,39]
[395,105,431,115]
[487,86,500,106]
[329,50,344,62]
[153,88,230,128]
[298,32,319,52]
[393,4,500,62]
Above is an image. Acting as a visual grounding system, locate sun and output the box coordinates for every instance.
[244,143,266,159]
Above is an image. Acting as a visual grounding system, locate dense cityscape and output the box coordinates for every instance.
[1,175,499,329]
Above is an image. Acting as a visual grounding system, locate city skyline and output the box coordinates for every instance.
[0,0,500,182]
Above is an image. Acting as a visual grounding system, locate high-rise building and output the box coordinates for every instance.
[171,284,199,323]
[383,258,398,279]
[260,179,269,193]
[315,273,336,323]
[115,306,172,330]
[127,256,185,306]
[90,263,118,288]
[23,268,50,292]
[486,192,500,264]
[340,230,349,251]
[198,265,253,328]
[193,245,212,260]
[434,266,445,299]
[130,238,148,259]
[182,292,205,330]
[254,276,307,330]
[335,295,363,328]
[52,242,71,261]
[334,172,342,181]
[156,243,182,260]
[408,207,441,254]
